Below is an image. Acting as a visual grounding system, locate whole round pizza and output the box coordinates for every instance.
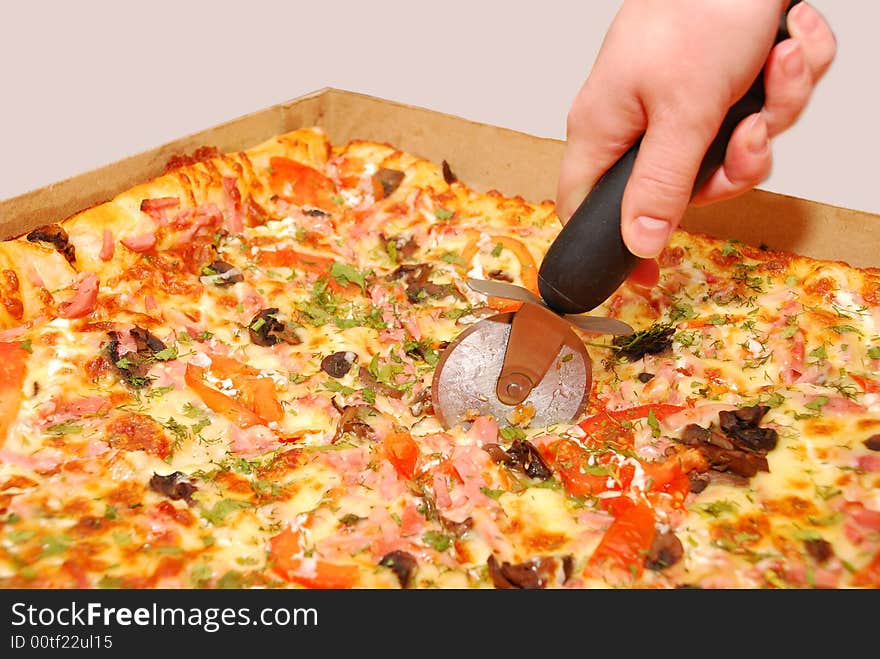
[1,127,878,589]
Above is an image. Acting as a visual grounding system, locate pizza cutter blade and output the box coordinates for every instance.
[431,304,591,430]
[432,281,629,430]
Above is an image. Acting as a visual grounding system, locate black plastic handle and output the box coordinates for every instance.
[538,1,801,314]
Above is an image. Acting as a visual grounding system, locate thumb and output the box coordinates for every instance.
[621,112,716,258]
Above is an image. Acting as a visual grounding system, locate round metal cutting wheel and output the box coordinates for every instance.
[431,312,592,429]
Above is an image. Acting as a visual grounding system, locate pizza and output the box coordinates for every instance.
[1,126,879,590]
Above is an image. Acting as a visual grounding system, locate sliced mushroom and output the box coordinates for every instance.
[379,550,418,588]
[382,234,419,262]
[375,168,405,197]
[26,224,76,264]
[441,160,457,184]
[409,387,434,417]
[487,554,571,590]
[645,531,684,571]
[864,434,880,451]
[149,471,198,506]
[505,439,553,480]
[804,538,834,564]
[332,404,379,443]
[200,260,244,287]
[321,351,358,378]
[487,269,513,283]
[105,326,167,389]
[248,308,301,347]
[386,263,462,304]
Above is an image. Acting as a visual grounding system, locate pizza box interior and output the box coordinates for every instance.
[1,86,877,272]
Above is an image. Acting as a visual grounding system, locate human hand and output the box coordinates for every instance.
[556,1,836,286]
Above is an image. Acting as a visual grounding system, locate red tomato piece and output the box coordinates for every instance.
[268,157,337,211]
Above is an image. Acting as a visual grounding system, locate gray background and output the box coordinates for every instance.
[1,0,875,214]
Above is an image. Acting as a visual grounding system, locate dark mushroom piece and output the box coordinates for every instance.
[864,434,880,451]
[149,471,198,506]
[488,439,552,480]
[27,224,76,264]
[386,263,462,304]
[248,308,301,347]
[804,538,834,564]
[321,351,358,378]
[200,260,244,287]
[409,387,434,417]
[487,555,570,590]
[645,531,684,571]
[637,372,655,383]
[105,326,168,389]
[375,168,405,197]
[379,550,418,588]
[332,404,379,443]
[487,269,513,283]
[441,160,457,184]
[382,234,419,262]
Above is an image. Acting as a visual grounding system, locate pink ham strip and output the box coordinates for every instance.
[58,273,99,319]
[99,229,115,261]
[121,232,156,253]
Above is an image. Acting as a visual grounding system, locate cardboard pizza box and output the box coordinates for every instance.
[1,87,877,269]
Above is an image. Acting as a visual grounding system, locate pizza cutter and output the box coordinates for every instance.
[432,1,801,430]
[431,279,632,429]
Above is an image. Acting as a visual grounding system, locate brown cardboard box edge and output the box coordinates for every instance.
[1,87,877,269]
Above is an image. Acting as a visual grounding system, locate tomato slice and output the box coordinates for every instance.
[384,431,420,480]
[268,527,359,589]
[0,342,28,446]
[539,439,632,498]
[242,377,285,424]
[268,157,337,210]
[184,363,265,429]
[587,502,656,579]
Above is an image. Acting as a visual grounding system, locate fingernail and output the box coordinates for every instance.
[780,41,805,77]
[629,216,671,258]
[791,2,819,33]
[745,115,769,154]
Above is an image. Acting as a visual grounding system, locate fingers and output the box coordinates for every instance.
[619,108,717,258]
[555,77,646,224]
[788,2,837,81]
[691,113,772,206]
[694,3,836,206]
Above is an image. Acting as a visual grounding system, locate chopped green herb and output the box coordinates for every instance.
[422,530,453,552]
[500,426,526,441]
[491,242,504,258]
[646,409,661,438]
[46,422,83,436]
[434,208,454,221]
[785,275,799,287]
[479,487,505,500]
[804,396,829,412]
[868,347,880,359]
[440,252,463,265]
[830,325,861,335]
[153,345,178,361]
[19,339,32,353]
[200,499,253,526]
[330,262,369,291]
